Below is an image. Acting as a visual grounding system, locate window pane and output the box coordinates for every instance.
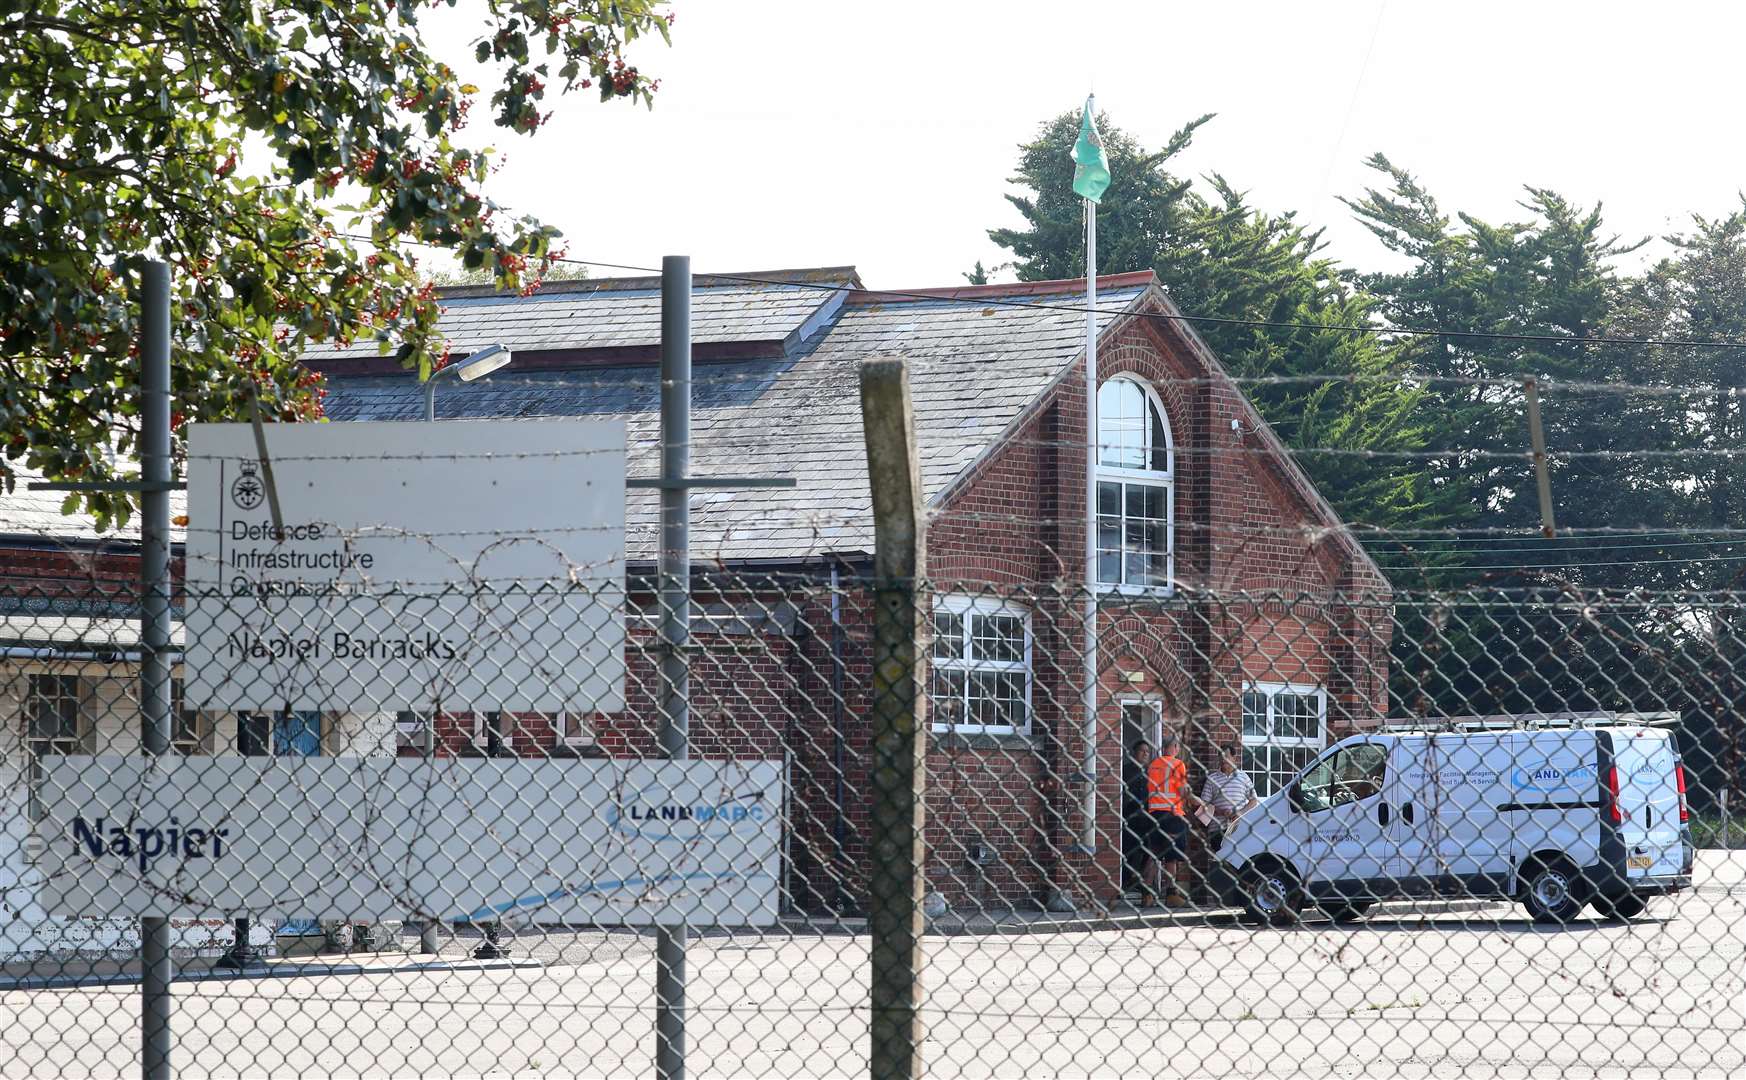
[1097,481,1121,516]
[1098,380,1146,469]
[1142,485,1166,520]
[1297,753,1339,812]
[1141,522,1167,556]
[929,669,967,731]
[931,611,964,660]
[1274,692,1321,740]
[971,613,1024,663]
[1331,744,1386,804]
[1149,402,1169,472]
[27,675,78,741]
[1285,746,1319,776]
[1241,696,1264,737]
[968,671,1027,730]
[1242,746,1269,794]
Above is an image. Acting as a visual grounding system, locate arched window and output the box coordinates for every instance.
[1096,377,1174,590]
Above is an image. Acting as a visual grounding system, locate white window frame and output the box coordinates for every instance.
[1240,681,1328,797]
[928,595,1033,736]
[25,673,83,818]
[1095,376,1176,596]
[551,712,597,750]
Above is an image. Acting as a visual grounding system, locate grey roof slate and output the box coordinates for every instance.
[320,283,1149,563]
[0,464,188,544]
[305,269,860,360]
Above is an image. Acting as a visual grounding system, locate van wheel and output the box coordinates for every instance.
[1240,863,1301,926]
[1593,892,1648,920]
[1326,901,1375,924]
[1520,860,1584,924]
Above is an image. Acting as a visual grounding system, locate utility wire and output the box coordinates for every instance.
[545,254,1746,354]
[336,231,1746,356]
[1366,537,1746,555]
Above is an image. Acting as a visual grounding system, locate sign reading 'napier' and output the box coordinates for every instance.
[34,757,781,926]
[183,421,626,712]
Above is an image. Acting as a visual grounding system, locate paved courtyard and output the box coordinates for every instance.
[2,854,1742,1078]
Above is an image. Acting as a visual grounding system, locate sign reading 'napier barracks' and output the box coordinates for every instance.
[183,421,626,712]
[34,757,782,926]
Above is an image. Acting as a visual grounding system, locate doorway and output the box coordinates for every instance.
[1119,699,1163,891]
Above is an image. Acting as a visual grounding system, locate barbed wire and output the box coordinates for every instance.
[160,436,1746,462]
[315,349,1746,400]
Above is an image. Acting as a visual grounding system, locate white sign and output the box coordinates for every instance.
[34,756,781,927]
[183,421,625,712]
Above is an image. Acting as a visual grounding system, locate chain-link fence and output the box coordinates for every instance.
[1,569,1742,1077]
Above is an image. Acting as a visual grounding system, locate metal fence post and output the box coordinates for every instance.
[655,254,691,1080]
[139,259,174,1080]
[859,357,927,1080]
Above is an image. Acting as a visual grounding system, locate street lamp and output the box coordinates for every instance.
[470,710,512,961]
[215,712,270,971]
[419,343,512,955]
[424,343,512,421]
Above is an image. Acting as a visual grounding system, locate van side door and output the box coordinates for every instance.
[1386,737,1434,894]
[1295,742,1394,899]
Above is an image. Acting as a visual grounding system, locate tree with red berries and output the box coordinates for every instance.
[0,0,669,527]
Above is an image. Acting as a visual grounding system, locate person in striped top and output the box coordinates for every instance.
[1200,744,1259,824]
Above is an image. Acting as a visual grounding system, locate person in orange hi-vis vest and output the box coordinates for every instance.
[1145,734,1202,908]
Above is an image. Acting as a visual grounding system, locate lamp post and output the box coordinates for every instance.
[424,343,512,421]
[215,713,269,970]
[470,710,512,960]
[423,345,513,956]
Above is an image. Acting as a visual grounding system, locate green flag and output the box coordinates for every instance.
[1071,97,1110,203]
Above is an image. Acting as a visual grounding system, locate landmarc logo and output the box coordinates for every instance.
[1509,763,1597,792]
[609,789,768,842]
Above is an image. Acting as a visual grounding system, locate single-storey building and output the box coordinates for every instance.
[0,264,1391,947]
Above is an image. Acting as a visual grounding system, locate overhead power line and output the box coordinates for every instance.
[546,254,1746,354]
[335,232,1746,358]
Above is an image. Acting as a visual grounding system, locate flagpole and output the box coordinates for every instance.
[1081,191,1099,855]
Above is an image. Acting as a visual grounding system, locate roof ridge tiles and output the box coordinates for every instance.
[845,271,1157,305]
[435,265,862,300]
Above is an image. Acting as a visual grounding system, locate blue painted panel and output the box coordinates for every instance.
[272,712,320,757]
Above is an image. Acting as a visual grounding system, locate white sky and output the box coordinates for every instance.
[426,0,1746,288]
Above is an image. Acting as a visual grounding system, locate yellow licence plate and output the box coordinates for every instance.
[1627,855,1654,870]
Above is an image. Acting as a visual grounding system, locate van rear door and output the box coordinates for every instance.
[1607,728,1684,879]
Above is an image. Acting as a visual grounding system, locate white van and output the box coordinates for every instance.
[1213,717,1695,924]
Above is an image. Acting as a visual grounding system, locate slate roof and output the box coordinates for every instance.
[0,463,188,545]
[0,266,1380,588]
[318,274,1151,563]
[307,267,862,362]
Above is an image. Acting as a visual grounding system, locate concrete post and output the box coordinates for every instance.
[859,357,927,1080]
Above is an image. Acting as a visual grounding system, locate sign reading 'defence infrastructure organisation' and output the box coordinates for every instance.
[183,421,625,712]
[33,757,781,926]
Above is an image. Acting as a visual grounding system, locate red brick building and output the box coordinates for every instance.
[311,267,1392,914]
[0,266,1391,926]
